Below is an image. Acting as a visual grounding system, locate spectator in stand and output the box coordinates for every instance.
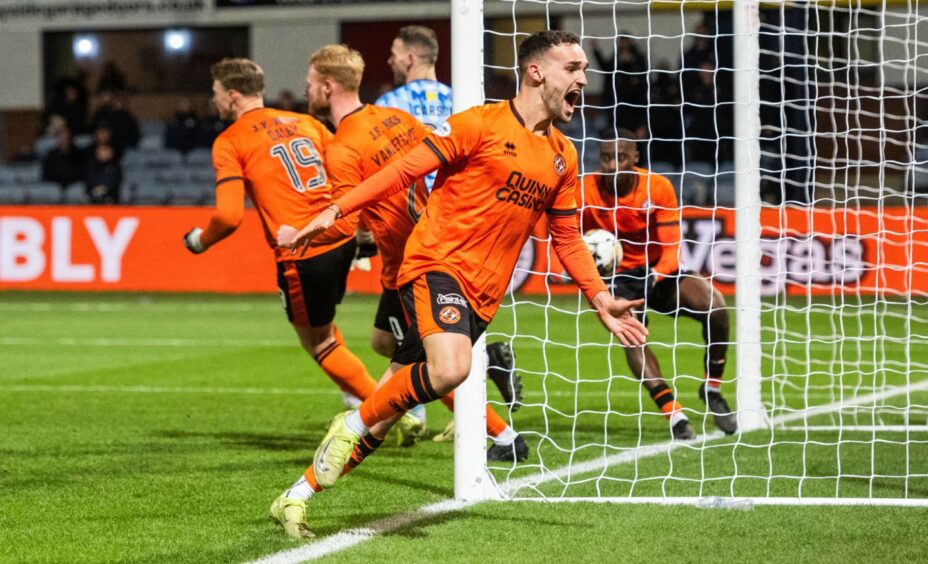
[41,126,86,190]
[165,98,202,154]
[682,60,722,164]
[642,59,684,167]
[592,33,648,132]
[681,17,716,95]
[96,61,127,95]
[91,91,140,153]
[84,124,123,204]
[197,104,228,148]
[46,79,89,136]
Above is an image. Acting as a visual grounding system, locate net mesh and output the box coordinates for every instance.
[480,0,928,502]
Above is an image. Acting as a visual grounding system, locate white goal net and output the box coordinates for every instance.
[461,0,928,505]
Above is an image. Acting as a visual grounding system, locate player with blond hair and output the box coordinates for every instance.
[183,57,378,410]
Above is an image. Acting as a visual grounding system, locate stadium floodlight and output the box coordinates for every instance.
[72,35,99,59]
[454,0,928,507]
[164,29,191,54]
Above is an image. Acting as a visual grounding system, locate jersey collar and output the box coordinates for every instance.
[508,99,550,137]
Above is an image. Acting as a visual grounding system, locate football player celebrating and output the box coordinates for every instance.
[270,31,648,538]
[579,130,736,440]
[183,58,378,410]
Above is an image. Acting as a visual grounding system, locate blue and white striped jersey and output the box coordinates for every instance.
[375,80,452,193]
[374,79,453,131]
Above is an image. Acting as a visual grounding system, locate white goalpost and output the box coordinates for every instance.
[452,0,928,506]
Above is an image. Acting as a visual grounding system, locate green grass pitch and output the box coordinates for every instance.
[1,291,926,562]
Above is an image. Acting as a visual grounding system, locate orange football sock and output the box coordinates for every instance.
[302,466,322,493]
[314,342,377,400]
[358,362,440,427]
[440,391,510,438]
[649,383,684,418]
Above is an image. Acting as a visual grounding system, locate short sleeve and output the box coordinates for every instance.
[324,141,364,201]
[652,174,680,224]
[421,108,484,168]
[546,148,579,216]
[211,135,243,186]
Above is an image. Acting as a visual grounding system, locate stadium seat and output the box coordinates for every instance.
[33,135,57,157]
[0,166,17,184]
[25,181,64,204]
[140,121,166,138]
[138,133,164,150]
[142,148,184,169]
[11,163,41,183]
[73,134,93,150]
[63,182,90,205]
[118,181,135,205]
[153,167,189,184]
[133,182,170,205]
[0,186,28,204]
[187,167,216,184]
[185,148,213,167]
[169,183,207,205]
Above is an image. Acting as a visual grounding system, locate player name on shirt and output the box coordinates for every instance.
[368,117,421,168]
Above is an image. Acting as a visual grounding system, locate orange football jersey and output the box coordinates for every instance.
[397,100,579,321]
[579,167,680,270]
[325,105,430,289]
[212,107,350,260]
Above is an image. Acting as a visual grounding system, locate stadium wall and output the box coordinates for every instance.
[1,205,924,296]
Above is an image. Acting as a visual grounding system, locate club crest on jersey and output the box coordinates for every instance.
[438,306,462,325]
[554,154,567,176]
[432,121,452,137]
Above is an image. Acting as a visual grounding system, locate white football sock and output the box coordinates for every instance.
[344,410,368,437]
[285,476,315,500]
[408,404,427,422]
[491,425,518,446]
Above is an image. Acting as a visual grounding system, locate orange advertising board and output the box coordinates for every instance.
[1,205,925,296]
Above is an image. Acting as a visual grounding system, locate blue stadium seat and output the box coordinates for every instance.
[0,186,28,204]
[25,182,63,204]
[63,182,90,205]
[188,167,215,184]
[0,166,17,184]
[132,182,170,205]
[11,163,41,183]
[34,135,57,157]
[185,148,212,167]
[169,183,208,205]
[73,134,93,150]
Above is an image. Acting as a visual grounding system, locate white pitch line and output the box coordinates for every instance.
[0,383,857,401]
[0,337,294,347]
[247,500,472,564]
[247,378,928,563]
[0,384,340,396]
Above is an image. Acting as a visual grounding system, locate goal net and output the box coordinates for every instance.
[461,0,928,505]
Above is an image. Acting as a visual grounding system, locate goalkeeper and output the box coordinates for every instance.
[579,130,736,439]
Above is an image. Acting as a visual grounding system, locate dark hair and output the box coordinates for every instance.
[603,127,638,143]
[398,25,439,65]
[517,30,581,75]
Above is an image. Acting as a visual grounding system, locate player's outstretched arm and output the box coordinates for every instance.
[183,180,246,254]
[590,291,647,347]
[287,143,441,255]
[548,213,647,347]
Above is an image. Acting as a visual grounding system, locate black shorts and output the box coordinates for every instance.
[276,238,357,327]
[607,267,693,321]
[374,288,407,342]
[391,271,489,365]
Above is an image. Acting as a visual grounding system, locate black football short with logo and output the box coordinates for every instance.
[391,271,489,365]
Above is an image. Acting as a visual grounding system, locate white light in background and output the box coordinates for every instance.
[73,35,99,59]
[164,30,192,53]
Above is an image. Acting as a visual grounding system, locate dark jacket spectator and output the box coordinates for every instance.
[593,34,649,132]
[96,61,127,95]
[46,80,89,136]
[85,144,123,204]
[92,91,140,152]
[165,98,202,154]
[41,127,86,188]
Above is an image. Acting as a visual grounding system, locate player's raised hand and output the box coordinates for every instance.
[591,292,648,347]
[289,205,340,256]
